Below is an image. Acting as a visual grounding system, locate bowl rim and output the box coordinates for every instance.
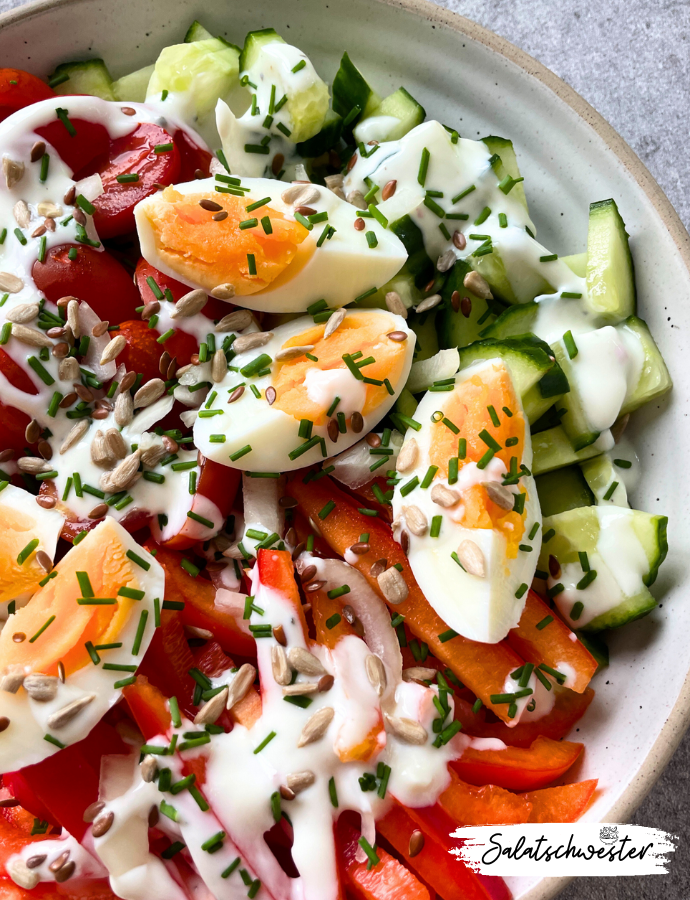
[1,0,688,896]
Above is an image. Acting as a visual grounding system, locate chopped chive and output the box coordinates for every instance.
[603,481,619,501]
[118,586,145,601]
[29,614,55,643]
[547,582,565,598]
[400,476,419,497]
[487,405,500,427]
[438,629,459,643]
[131,610,148,655]
[515,583,528,599]
[452,184,475,204]
[536,615,553,630]
[253,731,276,754]
[239,218,258,230]
[27,356,54,385]
[417,147,430,186]
[613,458,632,469]
[579,551,590,572]
[570,601,585,621]
[576,570,598,590]
[17,538,39,565]
[44,734,65,749]
[457,438,467,460]
[291,59,306,73]
[327,585,350,600]
[326,613,341,629]
[76,571,94,597]
[430,515,442,538]
[540,254,558,262]
[561,291,583,299]
[365,231,378,248]
[420,465,438,489]
[563,330,578,359]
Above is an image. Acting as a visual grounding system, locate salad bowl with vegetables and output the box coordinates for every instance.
[0,2,685,900]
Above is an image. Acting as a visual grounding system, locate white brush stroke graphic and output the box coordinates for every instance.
[451,823,676,876]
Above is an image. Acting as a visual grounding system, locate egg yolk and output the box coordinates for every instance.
[271,312,406,423]
[428,362,527,556]
[0,519,142,676]
[142,188,309,295]
[0,508,51,604]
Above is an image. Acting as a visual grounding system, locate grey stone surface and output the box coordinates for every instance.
[0,0,687,896]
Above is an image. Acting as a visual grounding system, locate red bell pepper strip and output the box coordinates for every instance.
[523,778,598,823]
[336,814,431,900]
[192,640,261,731]
[451,734,584,791]
[123,674,172,739]
[146,541,254,657]
[376,801,510,900]
[507,590,597,693]
[454,685,595,749]
[287,475,525,723]
[136,609,197,718]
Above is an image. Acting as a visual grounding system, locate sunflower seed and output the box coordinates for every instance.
[409,830,425,857]
[436,249,456,273]
[396,438,418,473]
[12,200,30,229]
[324,173,345,199]
[346,189,366,208]
[0,666,25,693]
[402,666,438,683]
[216,309,253,332]
[140,755,158,783]
[297,706,334,747]
[283,682,319,695]
[483,481,514,510]
[430,483,460,508]
[91,810,114,838]
[47,693,96,729]
[286,770,316,794]
[365,654,387,697]
[7,859,39,890]
[140,443,166,468]
[385,290,408,319]
[23,673,58,702]
[288,647,327,677]
[211,348,227,384]
[6,302,39,324]
[60,419,89,453]
[377,566,409,605]
[37,200,62,218]
[172,289,207,318]
[457,539,486,577]
[271,645,292,686]
[194,687,229,725]
[210,283,236,301]
[275,345,314,362]
[415,293,442,314]
[100,334,126,366]
[114,391,133,427]
[100,450,142,493]
[233,332,273,354]
[3,157,24,190]
[104,428,127,460]
[463,270,493,299]
[0,272,23,293]
[384,714,428,745]
[323,307,346,338]
[17,457,52,474]
[281,184,320,207]
[134,378,165,409]
[58,356,80,381]
[10,324,52,347]
[226,663,256,710]
[403,505,428,536]
[90,430,111,468]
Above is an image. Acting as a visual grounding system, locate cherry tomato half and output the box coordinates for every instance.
[0,68,54,123]
[135,257,231,321]
[35,117,110,175]
[32,244,141,325]
[116,319,197,383]
[174,128,213,182]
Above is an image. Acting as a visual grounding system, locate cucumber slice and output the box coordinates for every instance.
[332,52,381,125]
[184,20,215,42]
[562,252,587,278]
[112,65,154,103]
[619,316,672,414]
[406,348,459,394]
[551,340,601,451]
[296,107,343,157]
[458,336,555,398]
[470,245,555,306]
[395,388,419,420]
[580,454,629,507]
[239,28,284,71]
[532,426,602,476]
[535,466,595,518]
[437,260,504,350]
[513,334,569,398]
[479,301,538,340]
[408,308,439,362]
[49,59,115,100]
[522,387,561,426]
[358,87,425,141]
[538,506,667,632]
[481,135,528,213]
[389,215,434,289]
[585,199,636,322]
[575,631,609,670]
[356,267,423,313]
[147,38,240,119]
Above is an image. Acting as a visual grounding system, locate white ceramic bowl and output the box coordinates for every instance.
[1,1,687,897]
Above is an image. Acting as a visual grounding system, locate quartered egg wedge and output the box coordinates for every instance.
[0,485,63,607]
[194,308,416,472]
[134,176,407,312]
[391,358,541,644]
[0,517,163,770]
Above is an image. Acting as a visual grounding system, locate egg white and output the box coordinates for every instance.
[194,309,416,472]
[391,359,541,644]
[0,518,164,772]
[134,176,407,313]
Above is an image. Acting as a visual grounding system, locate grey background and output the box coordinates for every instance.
[0,0,687,896]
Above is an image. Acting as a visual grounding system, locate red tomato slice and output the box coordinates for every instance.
[135,257,232,321]
[32,244,141,324]
[116,318,197,382]
[174,128,213,182]
[0,68,54,123]
[0,348,37,395]
[75,123,181,239]
[0,403,33,455]
[35,117,110,175]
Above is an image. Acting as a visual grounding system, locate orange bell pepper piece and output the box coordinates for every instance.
[310,585,356,649]
[439,770,532,826]
[508,590,597,693]
[192,640,261,730]
[136,608,197,717]
[257,548,311,637]
[451,734,584,791]
[524,778,598,823]
[287,474,524,723]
